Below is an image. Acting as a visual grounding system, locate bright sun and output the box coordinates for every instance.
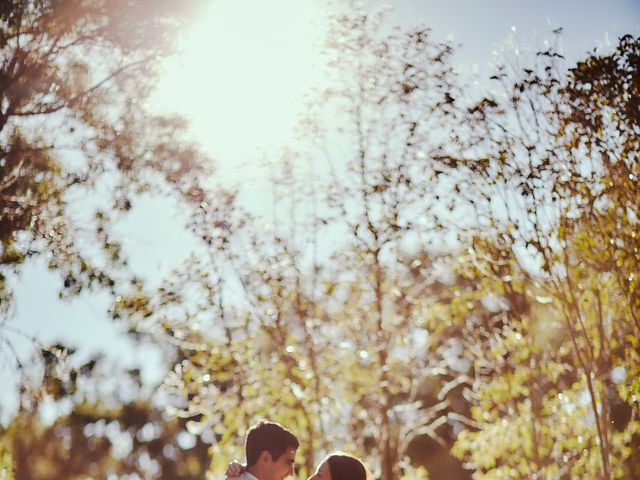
[152,0,329,168]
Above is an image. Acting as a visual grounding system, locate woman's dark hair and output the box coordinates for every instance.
[327,453,367,480]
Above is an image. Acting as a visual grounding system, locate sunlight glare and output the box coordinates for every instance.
[152,0,329,168]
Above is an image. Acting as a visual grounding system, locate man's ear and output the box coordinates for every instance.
[259,451,273,464]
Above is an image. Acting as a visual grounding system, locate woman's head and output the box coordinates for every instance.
[309,453,367,480]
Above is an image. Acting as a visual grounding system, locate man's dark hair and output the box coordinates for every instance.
[245,420,299,467]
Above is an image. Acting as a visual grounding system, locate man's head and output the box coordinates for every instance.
[245,420,299,480]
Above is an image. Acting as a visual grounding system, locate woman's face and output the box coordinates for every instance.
[308,460,331,480]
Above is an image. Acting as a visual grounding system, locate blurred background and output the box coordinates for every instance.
[0,0,639,478]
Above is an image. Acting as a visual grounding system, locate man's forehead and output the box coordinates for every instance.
[281,448,297,460]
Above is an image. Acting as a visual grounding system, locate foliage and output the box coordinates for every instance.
[1,344,210,479]
[101,0,638,475]
[0,446,12,480]
[446,34,640,479]
[2,2,638,480]
[0,1,212,475]
[129,3,470,479]
[0,0,209,330]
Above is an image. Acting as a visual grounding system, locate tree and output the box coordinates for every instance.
[447,35,640,479]
[0,0,210,349]
[104,4,639,479]
[1,344,210,479]
[133,3,470,479]
[1,2,216,474]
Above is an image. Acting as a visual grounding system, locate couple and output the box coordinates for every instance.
[225,420,369,480]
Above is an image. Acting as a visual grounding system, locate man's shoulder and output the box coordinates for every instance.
[238,472,258,480]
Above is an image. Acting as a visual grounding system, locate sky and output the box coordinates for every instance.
[150,0,640,184]
[1,0,639,422]
[393,0,639,68]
